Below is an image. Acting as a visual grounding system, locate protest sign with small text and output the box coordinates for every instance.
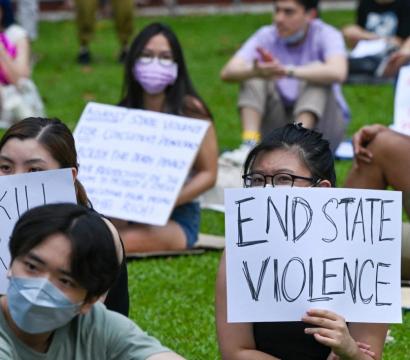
[74,102,209,226]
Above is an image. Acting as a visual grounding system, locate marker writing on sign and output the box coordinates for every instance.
[0,184,47,219]
[241,256,392,306]
[236,195,395,245]
[0,183,48,270]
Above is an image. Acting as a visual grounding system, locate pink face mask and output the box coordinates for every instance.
[133,58,178,95]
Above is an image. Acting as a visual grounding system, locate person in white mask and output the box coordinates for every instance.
[0,203,185,359]
[219,0,349,165]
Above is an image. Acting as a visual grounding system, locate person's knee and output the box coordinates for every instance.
[302,82,332,94]
[366,129,397,159]
[295,82,331,120]
[238,78,270,115]
[239,78,268,96]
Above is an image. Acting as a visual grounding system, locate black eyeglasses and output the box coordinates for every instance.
[242,172,319,188]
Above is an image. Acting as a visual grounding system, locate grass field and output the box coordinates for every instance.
[5,9,409,359]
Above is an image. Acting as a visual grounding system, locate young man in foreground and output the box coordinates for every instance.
[0,203,185,360]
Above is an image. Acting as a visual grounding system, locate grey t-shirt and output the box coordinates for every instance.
[0,302,170,360]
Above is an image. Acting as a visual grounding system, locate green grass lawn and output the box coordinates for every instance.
[8,9,407,359]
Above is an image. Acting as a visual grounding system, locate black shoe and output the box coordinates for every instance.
[118,48,128,63]
[77,48,91,65]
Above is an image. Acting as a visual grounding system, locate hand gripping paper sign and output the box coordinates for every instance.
[0,169,77,293]
[224,187,402,324]
[73,102,210,226]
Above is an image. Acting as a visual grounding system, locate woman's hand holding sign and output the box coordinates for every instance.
[303,309,378,360]
[303,309,357,358]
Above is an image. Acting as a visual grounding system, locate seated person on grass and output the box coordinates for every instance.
[0,203,185,360]
[112,23,218,254]
[220,0,349,165]
[344,124,410,281]
[342,0,410,78]
[216,124,388,359]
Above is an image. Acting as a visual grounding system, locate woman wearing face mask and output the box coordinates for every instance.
[215,124,388,360]
[0,117,129,317]
[114,22,218,253]
[0,203,185,359]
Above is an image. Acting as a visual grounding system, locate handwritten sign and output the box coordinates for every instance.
[225,187,402,323]
[73,102,209,226]
[393,65,410,135]
[0,169,77,293]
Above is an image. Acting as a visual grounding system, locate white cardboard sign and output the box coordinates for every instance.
[225,187,402,323]
[73,102,209,226]
[0,169,77,293]
[393,65,410,135]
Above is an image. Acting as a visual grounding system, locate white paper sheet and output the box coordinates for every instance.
[74,102,209,226]
[0,169,77,293]
[225,187,402,323]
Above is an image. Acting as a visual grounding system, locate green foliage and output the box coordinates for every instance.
[19,9,406,359]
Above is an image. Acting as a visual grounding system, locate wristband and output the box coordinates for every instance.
[286,66,295,78]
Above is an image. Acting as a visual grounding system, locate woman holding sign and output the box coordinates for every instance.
[115,22,218,253]
[216,124,388,360]
[0,117,130,317]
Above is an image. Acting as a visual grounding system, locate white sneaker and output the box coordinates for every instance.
[220,143,254,166]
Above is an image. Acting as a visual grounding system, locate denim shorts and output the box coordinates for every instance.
[170,201,200,248]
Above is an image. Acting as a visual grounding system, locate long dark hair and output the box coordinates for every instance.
[0,117,89,206]
[244,124,336,186]
[120,22,212,119]
[0,0,14,29]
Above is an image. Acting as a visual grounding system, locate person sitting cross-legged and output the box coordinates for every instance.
[342,0,410,79]
[220,0,350,165]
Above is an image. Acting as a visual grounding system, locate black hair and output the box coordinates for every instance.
[120,22,212,120]
[0,0,14,29]
[273,0,319,11]
[9,203,121,301]
[243,124,336,186]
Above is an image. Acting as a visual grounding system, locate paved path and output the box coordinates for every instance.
[39,1,355,21]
